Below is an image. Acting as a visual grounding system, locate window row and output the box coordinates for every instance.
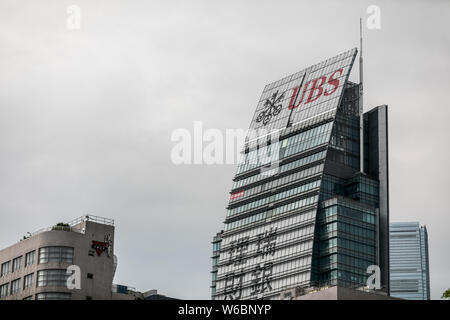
[338,238,376,256]
[38,247,74,264]
[283,131,331,158]
[218,240,313,274]
[37,269,69,287]
[231,150,326,190]
[1,291,71,300]
[215,269,311,300]
[1,251,35,277]
[225,195,319,232]
[221,225,314,258]
[218,255,312,287]
[231,164,324,202]
[212,242,221,252]
[1,246,73,280]
[289,96,341,127]
[319,221,375,240]
[320,204,376,225]
[320,269,371,286]
[36,292,71,300]
[0,273,34,298]
[227,179,320,217]
[221,210,316,248]
[237,122,332,174]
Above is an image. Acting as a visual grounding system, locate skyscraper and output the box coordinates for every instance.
[390,222,430,300]
[211,47,390,300]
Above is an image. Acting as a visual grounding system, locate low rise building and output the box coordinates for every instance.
[0,215,176,300]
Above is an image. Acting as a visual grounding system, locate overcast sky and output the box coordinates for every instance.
[0,0,449,299]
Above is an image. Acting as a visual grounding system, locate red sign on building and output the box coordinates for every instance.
[91,240,109,256]
[230,190,245,201]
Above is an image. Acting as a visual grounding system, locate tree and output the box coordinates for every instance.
[442,288,450,299]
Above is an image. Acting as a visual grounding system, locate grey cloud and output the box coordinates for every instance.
[0,0,449,299]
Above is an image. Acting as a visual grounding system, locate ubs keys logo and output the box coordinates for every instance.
[256,90,285,125]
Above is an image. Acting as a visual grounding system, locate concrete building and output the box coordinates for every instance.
[390,222,430,300]
[0,215,116,300]
[0,215,177,300]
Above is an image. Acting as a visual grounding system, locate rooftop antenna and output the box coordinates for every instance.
[359,17,364,173]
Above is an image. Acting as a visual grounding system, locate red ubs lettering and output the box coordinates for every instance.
[288,68,343,110]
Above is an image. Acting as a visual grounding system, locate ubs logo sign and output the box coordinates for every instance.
[256,90,285,125]
[288,68,343,110]
[255,67,344,126]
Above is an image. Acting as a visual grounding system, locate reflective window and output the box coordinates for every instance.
[24,273,34,289]
[12,256,22,272]
[1,261,10,277]
[39,247,74,264]
[25,251,35,267]
[10,279,20,294]
[0,283,8,298]
[35,292,71,300]
[37,269,69,287]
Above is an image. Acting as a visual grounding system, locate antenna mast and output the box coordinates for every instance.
[359,17,364,172]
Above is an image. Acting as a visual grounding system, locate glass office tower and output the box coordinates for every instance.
[211,48,389,300]
[390,222,430,300]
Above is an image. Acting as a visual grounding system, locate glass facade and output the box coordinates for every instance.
[210,233,222,297]
[390,222,430,300]
[38,247,74,264]
[37,269,69,287]
[313,197,377,288]
[212,48,390,300]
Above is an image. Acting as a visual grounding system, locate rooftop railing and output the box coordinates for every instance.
[68,215,114,227]
[26,215,114,239]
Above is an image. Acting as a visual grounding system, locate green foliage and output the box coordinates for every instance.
[55,222,70,227]
[52,222,70,231]
[442,288,450,299]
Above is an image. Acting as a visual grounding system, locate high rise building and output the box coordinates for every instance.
[211,48,390,300]
[390,222,430,300]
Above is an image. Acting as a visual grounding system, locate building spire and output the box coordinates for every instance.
[359,17,363,96]
[359,17,364,172]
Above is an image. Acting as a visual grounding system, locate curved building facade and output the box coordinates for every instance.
[0,215,115,300]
